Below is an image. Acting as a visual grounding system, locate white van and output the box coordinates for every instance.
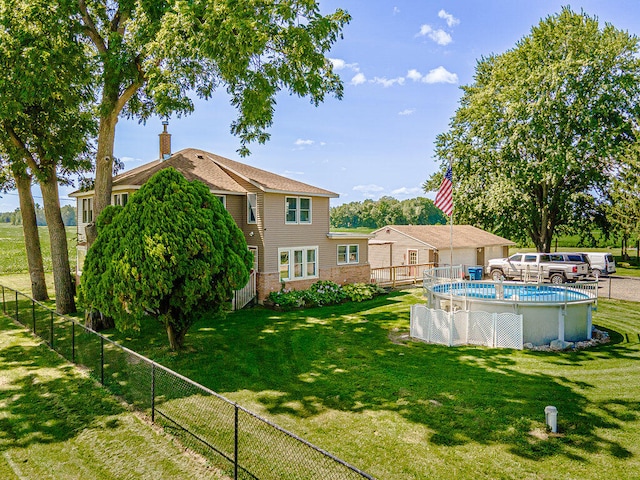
[582,252,616,277]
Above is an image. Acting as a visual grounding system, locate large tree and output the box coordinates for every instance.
[427,8,640,252]
[609,149,640,258]
[79,168,253,350]
[78,0,350,244]
[0,0,95,311]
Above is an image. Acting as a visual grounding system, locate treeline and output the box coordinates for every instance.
[330,196,447,229]
[0,205,77,226]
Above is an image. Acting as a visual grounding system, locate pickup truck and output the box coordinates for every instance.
[487,252,590,284]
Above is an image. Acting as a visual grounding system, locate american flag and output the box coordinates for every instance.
[434,165,453,216]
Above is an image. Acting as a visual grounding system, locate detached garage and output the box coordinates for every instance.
[369,225,515,273]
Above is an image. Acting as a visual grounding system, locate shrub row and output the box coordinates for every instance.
[267,281,385,310]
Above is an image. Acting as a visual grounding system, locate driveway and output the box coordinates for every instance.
[597,276,640,302]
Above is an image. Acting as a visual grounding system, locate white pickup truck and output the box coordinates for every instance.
[488,252,590,284]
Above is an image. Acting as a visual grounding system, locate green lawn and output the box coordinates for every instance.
[0,313,226,479]
[0,223,76,275]
[102,289,640,480]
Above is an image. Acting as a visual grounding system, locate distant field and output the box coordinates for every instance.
[0,224,76,274]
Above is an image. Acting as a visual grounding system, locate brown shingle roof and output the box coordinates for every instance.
[120,148,338,196]
[72,148,338,197]
[373,225,515,249]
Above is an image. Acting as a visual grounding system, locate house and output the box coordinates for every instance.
[369,225,515,273]
[70,126,371,303]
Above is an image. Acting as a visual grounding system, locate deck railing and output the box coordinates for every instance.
[370,263,435,287]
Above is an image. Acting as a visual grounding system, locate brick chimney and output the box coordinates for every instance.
[159,121,171,160]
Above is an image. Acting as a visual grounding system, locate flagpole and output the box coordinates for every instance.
[449,159,454,275]
[434,161,454,315]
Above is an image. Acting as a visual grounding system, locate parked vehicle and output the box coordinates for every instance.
[488,252,590,284]
[581,252,616,277]
[549,252,592,275]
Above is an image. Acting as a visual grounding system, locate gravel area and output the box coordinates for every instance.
[597,276,640,302]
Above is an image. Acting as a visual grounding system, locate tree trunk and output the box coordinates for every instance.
[14,173,49,301]
[89,112,118,247]
[40,170,76,314]
[84,308,115,331]
[166,322,187,351]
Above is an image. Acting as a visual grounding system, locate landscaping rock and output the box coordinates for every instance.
[550,339,574,351]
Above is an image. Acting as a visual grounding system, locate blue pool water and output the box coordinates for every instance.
[432,282,591,302]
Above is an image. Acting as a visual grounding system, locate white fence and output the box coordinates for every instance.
[410,304,523,349]
[232,270,256,310]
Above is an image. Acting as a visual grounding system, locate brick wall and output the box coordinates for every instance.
[256,264,371,302]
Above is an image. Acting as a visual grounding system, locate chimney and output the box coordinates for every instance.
[159,121,171,160]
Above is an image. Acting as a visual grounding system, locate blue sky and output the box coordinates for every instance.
[2,0,640,212]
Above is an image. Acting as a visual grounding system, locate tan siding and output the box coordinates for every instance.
[262,194,332,274]
[369,229,434,267]
[224,194,244,227]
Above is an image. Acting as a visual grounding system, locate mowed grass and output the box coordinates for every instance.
[103,290,640,480]
[0,314,227,480]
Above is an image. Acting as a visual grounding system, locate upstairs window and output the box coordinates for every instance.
[215,195,227,208]
[113,193,129,207]
[82,198,93,223]
[285,196,311,224]
[247,193,257,224]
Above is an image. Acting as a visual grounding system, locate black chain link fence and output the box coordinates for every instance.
[1,285,374,480]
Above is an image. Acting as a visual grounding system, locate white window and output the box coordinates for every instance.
[248,246,258,271]
[215,195,226,208]
[247,193,257,224]
[285,196,311,224]
[113,193,129,207]
[279,246,318,281]
[82,198,93,223]
[338,245,359,264]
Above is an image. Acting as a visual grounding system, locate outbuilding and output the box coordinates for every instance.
[369,225,516,273]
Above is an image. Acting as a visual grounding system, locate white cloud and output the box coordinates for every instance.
[391,186,421,195]
[417,24,452,46]
[351,72,367,85]
[295,139,314,146]
[372,76,405,88]
[393,6,400,15]
[407,69,422,81]
[398,108,415,116]
[422,66,458,84]
[329,58,360,72]
[438,9,459,27]
[353,184,385,193]
[283,170,305,176]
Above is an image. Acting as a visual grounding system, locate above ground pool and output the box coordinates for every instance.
[423,268,598,346]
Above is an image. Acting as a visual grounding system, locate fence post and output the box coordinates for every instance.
[234,405,239,480]
[2,285,5,314]
[32,300,36,334]
[151,363,156,423]
[15,291,18,321]
[72,322,76,363]
[50,311,54,348]
[100,336,105,385]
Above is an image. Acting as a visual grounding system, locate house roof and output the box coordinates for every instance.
[71,148,338,198]
[371,225,516,250]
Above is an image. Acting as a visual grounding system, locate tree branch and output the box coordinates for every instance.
[2,122,40,173]
[78,0,107,54]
